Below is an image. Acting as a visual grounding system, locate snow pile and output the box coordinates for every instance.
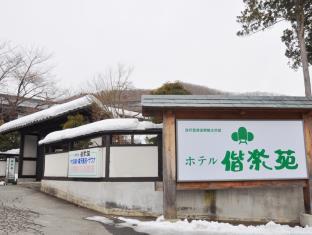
[86,216,114,225]
[86,215,312,235]
[0,95,95,134]
[0,149,20,155]
[39,118,162,145]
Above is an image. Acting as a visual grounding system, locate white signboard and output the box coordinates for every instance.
[177,120,308,182]
[68,148,102,178]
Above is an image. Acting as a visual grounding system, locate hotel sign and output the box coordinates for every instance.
[177,120,308,182]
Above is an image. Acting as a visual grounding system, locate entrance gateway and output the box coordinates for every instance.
[142,95,312,220]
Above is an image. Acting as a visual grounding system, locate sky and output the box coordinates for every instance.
[0,0,310,96]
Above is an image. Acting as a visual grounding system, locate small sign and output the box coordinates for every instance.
[68,148,102,177]
[6,158,16,180]
[177,120,308,182]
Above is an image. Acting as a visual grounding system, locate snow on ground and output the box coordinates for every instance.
[86,215,312,235]
[39,118,162,145]
[86,216,114,225]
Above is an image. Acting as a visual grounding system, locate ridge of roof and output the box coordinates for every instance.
[141,95,312,109]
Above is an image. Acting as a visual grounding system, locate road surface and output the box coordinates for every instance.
[0,183,146,235]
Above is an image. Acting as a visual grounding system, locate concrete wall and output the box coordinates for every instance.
[41,180,305,223]
[41,180,163,217]
[176,187,304,223]
[215,187,304,223]
[110,146,158,177]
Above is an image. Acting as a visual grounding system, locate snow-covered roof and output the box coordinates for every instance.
[0,95,95,134]
[39,118,162,145]
[0,148,19,155]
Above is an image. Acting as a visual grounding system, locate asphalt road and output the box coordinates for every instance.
[0,183,146,235]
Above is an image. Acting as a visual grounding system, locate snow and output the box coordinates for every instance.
[0,148,19,155]
[86,216,114,225]
[86,215,312,235]
[0,95,95,134]
[39,118,162,145]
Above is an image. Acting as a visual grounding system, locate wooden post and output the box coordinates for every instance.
[18,133,24,178]
[162,110,177,219]
[303,114,312,214]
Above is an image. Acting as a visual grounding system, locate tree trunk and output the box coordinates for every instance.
[296,0,311,97]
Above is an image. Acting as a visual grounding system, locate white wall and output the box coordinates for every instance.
[45,153,69,177]
[44,148,107,177]
[110,146,158,177]
[0,161,6,176]
[22,161,36,175]
[15,162,18,175]
[0,160,18,177]
[23,135,38,158]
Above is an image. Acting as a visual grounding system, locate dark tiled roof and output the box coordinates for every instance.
[142,95,312,109]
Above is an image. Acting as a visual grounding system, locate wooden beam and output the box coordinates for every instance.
[303,114,312,214]
[177,180,307,190]
[162,110,177,219]
[18,133,24,178]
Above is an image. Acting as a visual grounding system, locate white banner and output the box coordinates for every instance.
[177,120,308,182]
[68,148,102,178]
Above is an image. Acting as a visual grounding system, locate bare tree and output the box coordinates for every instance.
[0,44,58,120]
[87,64,134,119]
[0,42,22,87]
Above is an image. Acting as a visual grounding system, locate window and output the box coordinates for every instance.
[112,135,132,145]
[89,137,102,147]
[134,134,158,145]
[72,137,102,150]
[111,134,158,145]
[46,142,69,154]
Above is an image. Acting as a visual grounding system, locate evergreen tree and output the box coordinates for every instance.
[0,132,19,152]
[0,119,19,152]
[150,82,190,124]
[237,0,312,96]
[62,113,90,149]
[61,113,88,129]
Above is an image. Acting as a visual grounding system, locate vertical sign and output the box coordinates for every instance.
[68,148,102,178]
[6,157,16,180]
[177,120,308,182]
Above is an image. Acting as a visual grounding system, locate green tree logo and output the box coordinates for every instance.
[231,127,254,144]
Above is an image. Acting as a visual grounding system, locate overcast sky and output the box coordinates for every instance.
[0,0,310,96]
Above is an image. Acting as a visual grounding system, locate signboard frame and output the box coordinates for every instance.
[176,119,309,182]
[68,147,103,178]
